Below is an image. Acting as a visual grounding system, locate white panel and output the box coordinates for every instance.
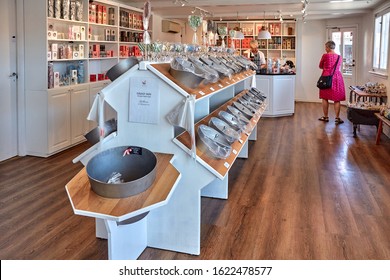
[48,89,71,153]
[256,76,272,116]
[147,155,215,255]
[201,175,229,199]
[70,85,90,144]
[105,219,147,260]
[209,87,235,113]
[273,76,295,115]
[0,0,17,161]
[237,140,249,158]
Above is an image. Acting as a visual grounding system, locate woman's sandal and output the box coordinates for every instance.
[318,116,329,122]
[335,117,344,124]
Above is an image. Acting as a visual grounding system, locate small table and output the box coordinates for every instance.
[347,86,387,137]
[349,86,387,104]
[375,113,390,145]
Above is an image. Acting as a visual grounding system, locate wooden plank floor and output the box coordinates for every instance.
[1,102,389,260]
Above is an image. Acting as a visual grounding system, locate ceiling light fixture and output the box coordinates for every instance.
[257,11,272,40]
[233,12,244,40]
[172,0,189,6]
[278,10,283,22]
[191,6,213,18]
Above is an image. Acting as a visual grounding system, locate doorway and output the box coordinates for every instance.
[0,0,17,161]
[328,27,357,97]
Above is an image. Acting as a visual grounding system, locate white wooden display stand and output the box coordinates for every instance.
[66,60,265,259]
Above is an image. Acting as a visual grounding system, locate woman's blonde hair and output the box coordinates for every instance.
[250,39,259,48]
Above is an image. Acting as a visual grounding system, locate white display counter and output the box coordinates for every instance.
[255,74,295,117]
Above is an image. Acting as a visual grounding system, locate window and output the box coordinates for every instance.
[372,8,390,74]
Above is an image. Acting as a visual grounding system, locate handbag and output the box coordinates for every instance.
[317,55,340,89]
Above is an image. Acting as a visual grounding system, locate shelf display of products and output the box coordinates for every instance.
[44,0,152,91]
[24,0,151,157]
[215,20,296,64]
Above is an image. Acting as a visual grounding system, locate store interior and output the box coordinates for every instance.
[1,0,390,260]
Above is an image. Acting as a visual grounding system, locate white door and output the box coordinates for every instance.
[0,0,17,161]
[329,27,357,97]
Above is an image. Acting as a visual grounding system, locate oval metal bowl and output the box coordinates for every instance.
[227,105,250,124]
[233,101,254,119]
[169,67,205,89]
[86,146,157,199]
[243,92,263,105]
[226,106,254,134]
[209,117,240,143]
[106,57,139,81]
[198,124,232,159]
[238,97,261,111]
[218,110,245,132]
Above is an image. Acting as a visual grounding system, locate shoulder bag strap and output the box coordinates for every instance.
[331,55,340,76]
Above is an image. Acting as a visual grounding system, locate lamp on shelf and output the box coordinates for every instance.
[257,11,271,39]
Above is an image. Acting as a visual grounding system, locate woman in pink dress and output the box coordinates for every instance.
[318,41,346,124]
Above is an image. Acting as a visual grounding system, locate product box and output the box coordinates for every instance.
[71,69,78,78]
[90,74,97,82]
[97,5,103,24]
[129,13,133,28]
[108,8,115,25]
[79,44,84,58]
[51,43,58,52]
[73,51,80,59]
[54,72,60,87]
[98,73,105,81]
[89,4,96,23]
[102,6,107,25]
[80,26,86,40]
[104,29,110,41]
[47,51,52,60]
[110,29,116,41]
[52,51,58,60]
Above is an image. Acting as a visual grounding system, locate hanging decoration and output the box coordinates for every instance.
[188,15,203,44]
[143,1,151,44]
[218,26,227,48]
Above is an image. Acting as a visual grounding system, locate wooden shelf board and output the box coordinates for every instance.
[149,63,255,100]
[65,153,180,221]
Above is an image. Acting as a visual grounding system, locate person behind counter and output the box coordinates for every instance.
[318,40,345,124]
[244,39,266,68]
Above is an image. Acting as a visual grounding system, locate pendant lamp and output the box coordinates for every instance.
[232,12,244,39]
[257,11,271,39]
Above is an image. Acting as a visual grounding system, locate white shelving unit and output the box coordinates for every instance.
[68,61,265,259]
[216,20,296,64]
[24,0,150,157]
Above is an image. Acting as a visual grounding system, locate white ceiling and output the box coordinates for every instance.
[119,0,386,21]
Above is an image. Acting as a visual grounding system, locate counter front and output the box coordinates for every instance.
[255,74,295,117]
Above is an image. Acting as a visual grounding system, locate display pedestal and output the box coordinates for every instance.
[67,61,265,259]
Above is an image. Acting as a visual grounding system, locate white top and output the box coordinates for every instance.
[244,49,266,65]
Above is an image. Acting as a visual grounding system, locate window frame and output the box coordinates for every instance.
[372,7,390,76]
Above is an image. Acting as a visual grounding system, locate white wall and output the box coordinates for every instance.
[295,19,327,103]
[151,15,212,45]
[152,14,183,43]
[296,11,389,103]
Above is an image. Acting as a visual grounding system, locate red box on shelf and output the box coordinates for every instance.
[102,6,107,25]
[98,74,105,81]
[133,46,140,56]
[90,74,97,82]
[97,5,103,24]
